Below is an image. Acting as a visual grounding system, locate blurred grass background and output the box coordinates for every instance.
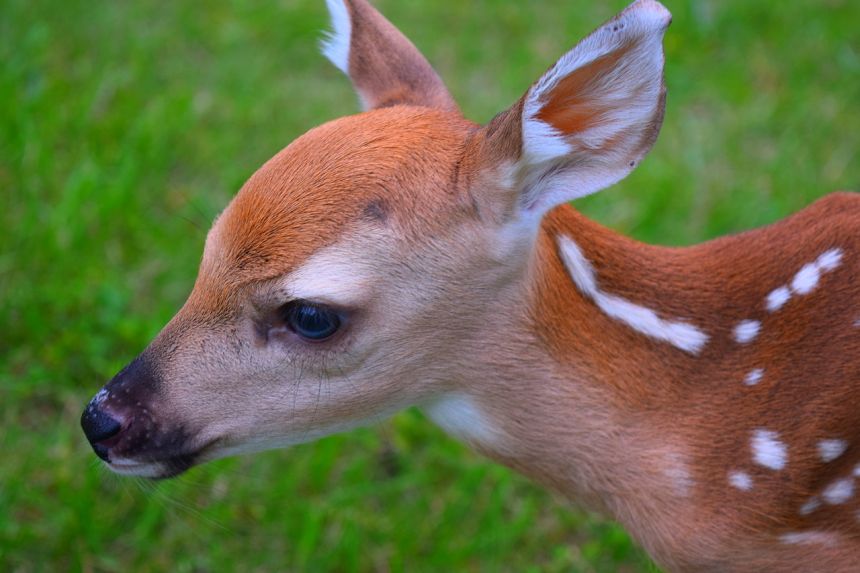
[1,0,858,571]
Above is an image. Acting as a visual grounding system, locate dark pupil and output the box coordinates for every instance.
[287,303,340,340]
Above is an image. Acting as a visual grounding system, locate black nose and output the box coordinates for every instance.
[81,404,122,461]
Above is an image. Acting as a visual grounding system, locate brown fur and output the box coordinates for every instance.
[342,0,456,111]
[517,193,860,570]
[83,1,860,570]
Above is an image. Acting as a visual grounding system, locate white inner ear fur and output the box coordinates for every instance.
[520,0,670,213]
[321,0,351,74]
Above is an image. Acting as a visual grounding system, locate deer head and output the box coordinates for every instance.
[81,0,670,479]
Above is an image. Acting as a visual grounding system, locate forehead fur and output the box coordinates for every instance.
[199,106,473,293]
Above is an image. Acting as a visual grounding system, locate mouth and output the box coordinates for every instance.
[108,459,175,479]
[106,439,220,479]
[107,454,196,479]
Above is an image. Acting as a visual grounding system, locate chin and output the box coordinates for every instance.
[105,453,199,479]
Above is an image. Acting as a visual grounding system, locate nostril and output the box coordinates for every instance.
[81,404,123,451]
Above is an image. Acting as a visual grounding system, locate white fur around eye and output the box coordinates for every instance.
[285,243,374,307]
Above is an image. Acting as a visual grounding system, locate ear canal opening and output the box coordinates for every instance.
[535,41,637,137]
[469,0,672,220]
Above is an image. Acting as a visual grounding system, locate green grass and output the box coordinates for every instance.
[1,0,857,571]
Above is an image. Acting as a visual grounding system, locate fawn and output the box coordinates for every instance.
[82,0,860,570]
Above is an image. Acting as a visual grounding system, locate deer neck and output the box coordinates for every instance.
[424,204,709,559]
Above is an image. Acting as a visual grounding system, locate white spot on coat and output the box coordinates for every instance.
[751,429,787,470]
[799,497,821,516]
[663,452,693,497]
[734,320,761,344]
[780,531,837,547]
[790,247,844,296]
[817,439,848,463]
[822,478,854,505]
[764,248,843,313]
[557,236,708,354]
[816,248,843,271]
[744,369,764,386]
[728,470,753,491]
[791,262,821,295]
[765,286,791,312]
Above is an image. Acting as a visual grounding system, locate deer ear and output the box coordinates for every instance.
[476,0,671,220]
[321,0,457,112]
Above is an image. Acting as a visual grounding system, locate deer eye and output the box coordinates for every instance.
[282,301,341,341]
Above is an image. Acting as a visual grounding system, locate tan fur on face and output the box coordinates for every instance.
[148,105,505,465]
[88,1,860,570]
[188,107,476,314]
